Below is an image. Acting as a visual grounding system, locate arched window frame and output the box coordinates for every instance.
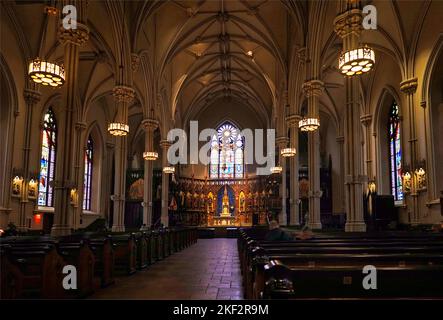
[388,101,403,201]
[83,135,93,211]
[209,122,244,179]
[38,107,57,207]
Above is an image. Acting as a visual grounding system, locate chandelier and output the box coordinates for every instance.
[281,147,296,157]
[28,58,65,87]
[143,151,158,161]
[270,166,282,174]
[339,46,375,77]
[299,117,320,132]
[108,123,129,136]
[163,166,175,174]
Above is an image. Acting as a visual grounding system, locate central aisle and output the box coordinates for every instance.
[91,238,243,300]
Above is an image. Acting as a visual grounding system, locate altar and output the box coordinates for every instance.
[211,185,237,226]
[212,216,236,226]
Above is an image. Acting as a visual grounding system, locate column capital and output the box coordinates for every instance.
[23,89,41,105]
[159,140,172,149]
[297,47,307,63]
[400,78,418,95]
[58,23,89,46]
[141,118,159,131]
[131,53,141,72]
[336,136,345,144]
[286,114,302,128]
[75,121,87,131]
[302,80,324,98]
[113,85,136,103]
[333,9,363,39]
[360,114,372,126]
[276,136,289,148]
[106,141,115,150]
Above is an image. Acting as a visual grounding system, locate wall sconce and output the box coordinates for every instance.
[70,188,78,206]
[12,176,23,198]
[368,181,376,194]
[402,172,412,193]
[415,167,427,191]
[28,179,38,200]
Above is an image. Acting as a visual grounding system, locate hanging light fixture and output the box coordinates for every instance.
[298,117,320,132]
[270,166,283,174]
[28,59,65,87]
[143,151,158,161]
[339,46,375,77]
[107,122,129,136]
[163,166,175,174]
[281,147,296,157]
[28,7,65,88]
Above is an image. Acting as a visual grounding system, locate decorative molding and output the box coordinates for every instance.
[360,114,372,126]
[400,78,418,94]
[302,80,324,98]
[131,53,141,72]
[23,89,41,105]
[113,85,136,103]
[58,23,89,46]
[333,9,363,39]
[159,140,172,149]
[286,114,302,128]
[141,118,159,131]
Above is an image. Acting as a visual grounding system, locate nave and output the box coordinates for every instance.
[91,239,243,300]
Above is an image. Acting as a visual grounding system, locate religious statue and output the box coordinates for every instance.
[239,191,246,212]
[129,178,144,200]
[221,185,230,217]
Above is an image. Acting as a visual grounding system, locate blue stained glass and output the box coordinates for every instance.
[389,102,403,201]
[83,135,93,210]
[38,108,57,207]
[209,123,244,179]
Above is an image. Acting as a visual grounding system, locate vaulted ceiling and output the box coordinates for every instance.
[136,0,302,128]
[2,0,442,135]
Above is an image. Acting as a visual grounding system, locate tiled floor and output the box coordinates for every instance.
[91,238,243,300]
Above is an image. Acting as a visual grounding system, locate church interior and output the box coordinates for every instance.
[1,0,443,301]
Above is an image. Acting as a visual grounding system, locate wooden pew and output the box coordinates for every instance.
[111,234,137,275]
[0,243,66,299]
[252,252,443,299]
[57,239,95,297]
[134,232,148,270]
[238,229,443,299]
[262,260,443,299]
[88,236,114,288]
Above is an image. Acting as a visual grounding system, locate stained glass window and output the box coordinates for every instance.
[83,135,93,210]
[388,101,403,201]
[38,107,57,207]
[209,123,244,179]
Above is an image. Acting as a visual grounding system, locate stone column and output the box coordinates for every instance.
[303,80,323,230]
[361,114,373,188]
[286,115,301,226]
[111,86,135,232]
[105,141,115,228]
[18,89,41,231]
[400,78,419,225]
[334,6,366,232]
[160,140,172,227]
[51,21,89,236]
[141,118,158,228]
[73,121,86,230]
[336,136,345,213]
[276,136,289,226]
